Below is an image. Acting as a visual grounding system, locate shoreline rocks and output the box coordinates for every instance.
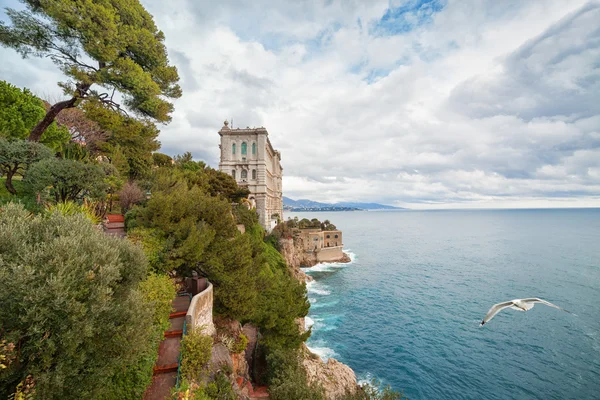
[302,345,358,399]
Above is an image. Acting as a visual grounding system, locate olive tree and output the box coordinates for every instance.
[25,158,108,202]
[0,138,53,194]
[0,203,151,399]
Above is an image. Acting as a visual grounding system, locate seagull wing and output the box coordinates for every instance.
[480,301,515,326]
[522,298,572,314]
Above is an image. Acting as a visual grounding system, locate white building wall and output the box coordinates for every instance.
[218,121,283,231]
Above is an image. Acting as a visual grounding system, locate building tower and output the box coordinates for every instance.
[218,121,283,231]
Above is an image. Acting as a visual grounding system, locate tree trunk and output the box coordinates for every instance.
[28,97,78,142]
[28,83,91,142]
[4,172,16,195]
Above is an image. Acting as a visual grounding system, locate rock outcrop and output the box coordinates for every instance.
[279,237,351,283]
[302,347,358,400]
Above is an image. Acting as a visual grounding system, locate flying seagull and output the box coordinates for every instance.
[480,298,572,326]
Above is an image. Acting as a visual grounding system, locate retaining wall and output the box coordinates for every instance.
[317,246,344,262]
[185,281,216,335]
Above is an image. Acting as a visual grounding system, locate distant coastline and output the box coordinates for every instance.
[284,196,403,211]
[285,207,364,212]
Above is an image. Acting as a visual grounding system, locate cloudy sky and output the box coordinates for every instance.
[1,0,599,208]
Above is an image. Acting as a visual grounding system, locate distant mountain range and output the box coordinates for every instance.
[283,196,404,211]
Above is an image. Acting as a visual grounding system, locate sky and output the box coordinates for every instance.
[1,0,599,209]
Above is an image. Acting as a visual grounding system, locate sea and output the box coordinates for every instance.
[287,209,600,400]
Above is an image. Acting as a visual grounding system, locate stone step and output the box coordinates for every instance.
[143,371,177,400]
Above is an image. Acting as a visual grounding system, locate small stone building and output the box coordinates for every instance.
[300,229,344,262]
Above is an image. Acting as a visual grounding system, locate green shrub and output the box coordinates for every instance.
[25,158,108,203]
[139,274,176,331]
[45,200,103,224]
[266,347,324,400]
[100,274,175,400]
[128,227,169,274]
[204,372,236,400]
[0,138,53,195]
[181,329,213,382]
[0,203,150,399]
[232,333,249,354]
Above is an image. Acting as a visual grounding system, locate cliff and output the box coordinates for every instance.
[279,237,351,282]
[278,238,359,398]
[302,346,358,399]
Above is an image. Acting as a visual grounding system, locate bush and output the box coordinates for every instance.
[25,158,108,203]
[45,200,103,224]
[232,333,249,354]
[0,203,150,399]
[0,138,53,195]
[180,329,213,382]
[139,274,176,331]
[127,227,169,273]
[204,372,236,400]
[101,274,176,400]
[119,181,145,212]
[266,347,324,400]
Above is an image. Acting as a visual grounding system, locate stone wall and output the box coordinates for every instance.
[185,281,216,335]
[317,246,344,262]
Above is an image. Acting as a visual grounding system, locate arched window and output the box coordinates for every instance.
[241,170,247,179]
[252,169,257,180]
[252,143,256,155]
[334,234,338,238]
[241,142,247,155]
[326,234,330,238]
[232,143,236,154]
[231,170,236,179]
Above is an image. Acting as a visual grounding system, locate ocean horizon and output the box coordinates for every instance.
[290,209,600,400]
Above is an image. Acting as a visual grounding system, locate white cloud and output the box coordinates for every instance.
[1,0,599,208]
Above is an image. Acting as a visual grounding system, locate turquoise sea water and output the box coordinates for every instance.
[289,209,600,400]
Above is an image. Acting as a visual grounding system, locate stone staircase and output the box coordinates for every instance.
[142,295,191,400]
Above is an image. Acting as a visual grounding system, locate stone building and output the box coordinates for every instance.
[218,121,283,231]
[299,229,344,262]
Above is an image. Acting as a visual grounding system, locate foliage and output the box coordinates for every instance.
[204,372,236,400]
[0,339,16,370]
[172,380,210,400]
[153,152,173,167]
[249,232,310,349]
[58,141,90,161]
[340,380,407,400]
[45,200,103,224]
[206,168,250,202]
[138,274,176,330]
[180,329,213,382]
[0,80,69,148]
[0,138,53,194]
[0,178,41,213]
[0,203,151,399]
[100,274,175,400]
[0,0,181,140]
[119,181,145,212]
[127,227,169,274]
[129,161,309,347]
[43,100,108,151]
[25,157,107,203]
[232,333,249,354]
[266,348,324,400]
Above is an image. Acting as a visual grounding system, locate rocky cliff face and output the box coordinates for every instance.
[302,346,358,399]
[279,237,352,285]
[278,238,314,283]
[278,238,359,398]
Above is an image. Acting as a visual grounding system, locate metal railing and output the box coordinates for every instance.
[174,292,192,395]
